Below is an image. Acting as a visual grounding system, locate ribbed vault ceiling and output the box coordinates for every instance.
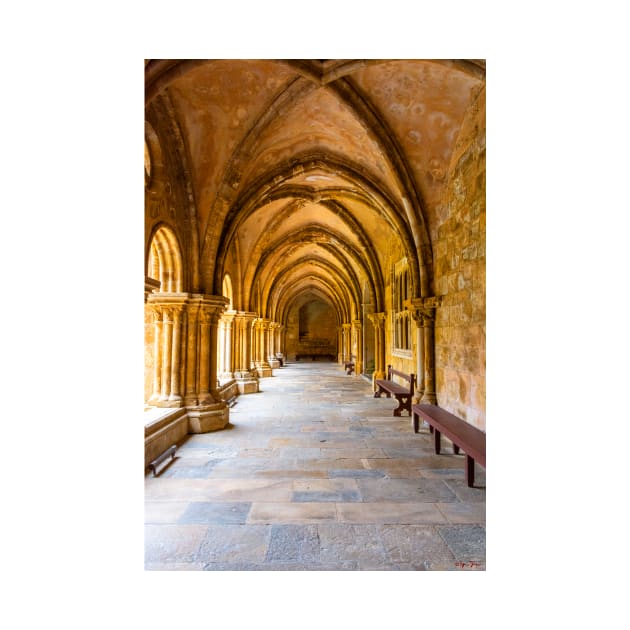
[145,59,486,325]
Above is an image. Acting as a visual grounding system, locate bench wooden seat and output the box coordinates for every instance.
[374,365,415,416]
[344,355,356,375]
[148,444,177,477]
[412,403,486,487]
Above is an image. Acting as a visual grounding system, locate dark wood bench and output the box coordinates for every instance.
[412,403,486,487]
[344,355,356,375]
[374,365,415,416]
[148,444,177,477]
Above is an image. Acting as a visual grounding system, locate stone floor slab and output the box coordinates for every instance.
[178,502,251,525]
[336,502,447,524]
[265,524,320,564]
[378,524,456,567]
[292,490,361,502]
[248,502,338,524]
[317,523,389,566]
[437,524,486,561]
[145,501,191,524]
[197,524,270,563]
[357,478,459,503]
[144,524,208,563]
[436,502,486,524]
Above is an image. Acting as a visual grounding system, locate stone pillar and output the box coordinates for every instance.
[411,310,425,403]
[198,307,212,404]
[148,305,163,404]
[411,297,442,405]
[184,301,200,406]
[337,327,344,364]
[352,319,363,374]
[367,312,386,388]
[275,324,284,365]
[218,310,236,382]
[168,306,183,404]
[233,312,259,394]
[342,323,352,362]
[255,318,272,377]
[268,322,281,368]
[187,295,231,433]
[146,294,191,408]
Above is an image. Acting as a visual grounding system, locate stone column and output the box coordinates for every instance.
[233,312,259,394]
[148,304,163,404]
[187,295,231,433]
[146,293,190,408]
[255,318,272,377]
[168,305,183,404]
[218,310,236,382]
[411,297,442,405]
[411,309,425,403]
[367,312,386,388]
[342,323,351,362]
[352,319,363,374]
[198,307,212,404]
[337,327,343,364]
[275,324,285,365]
[160,306,174,401]
[268,322,281,368]
[184,300,200,406]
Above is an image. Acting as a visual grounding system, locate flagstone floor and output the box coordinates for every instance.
[144,361,486,570]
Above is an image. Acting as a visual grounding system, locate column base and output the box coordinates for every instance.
[420,392,438,405]
[236,376,260,394]
[186,403,229,433]
[268,358,281,369]
[372,371,386,391]
[255,363,272,377]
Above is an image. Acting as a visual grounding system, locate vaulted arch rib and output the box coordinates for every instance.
[276,279,347,330]
[264,257,359,323]
[246,226,371,315]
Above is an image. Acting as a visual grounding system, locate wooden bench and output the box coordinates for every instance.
[412,403,486,487]
[148,444,177,477]
[344,355,356,375]
[374,365,415,416]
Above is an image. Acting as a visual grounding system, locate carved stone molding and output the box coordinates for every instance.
[410,296,442,325]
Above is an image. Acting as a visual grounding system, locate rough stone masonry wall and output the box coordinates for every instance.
[433,88,486,430]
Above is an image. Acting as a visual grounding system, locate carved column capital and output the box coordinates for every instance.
[410,296,442,326]
[367,312,386,329]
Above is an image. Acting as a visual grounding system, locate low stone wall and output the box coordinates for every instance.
[144,408,189,470]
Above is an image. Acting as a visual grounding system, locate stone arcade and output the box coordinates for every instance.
[144,59,485,570]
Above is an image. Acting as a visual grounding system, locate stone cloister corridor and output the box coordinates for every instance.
[145,361,485,570]
[144,58,486,573]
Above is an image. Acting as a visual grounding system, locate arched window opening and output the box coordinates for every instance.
[147,226,183,293]
[393,258,412,355]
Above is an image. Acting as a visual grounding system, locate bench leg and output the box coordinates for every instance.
[392,395,410,417]
[466,455,475,487]
[453,444,460,455]
[434,429,441,454]
[413,412,419,433]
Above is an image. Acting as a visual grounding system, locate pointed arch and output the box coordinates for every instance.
[146,224,184,293]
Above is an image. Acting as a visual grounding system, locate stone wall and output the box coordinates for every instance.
[433,86,486,429]
[286,299,337,360]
